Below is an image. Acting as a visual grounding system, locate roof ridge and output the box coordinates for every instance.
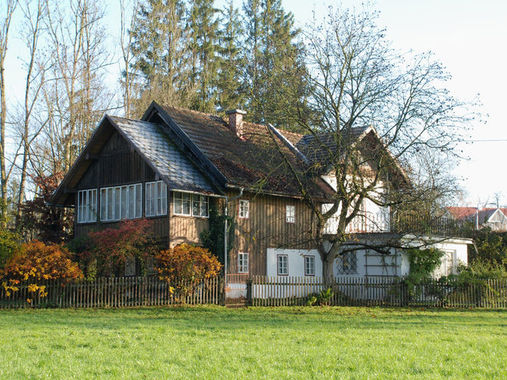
[162,104,226,123]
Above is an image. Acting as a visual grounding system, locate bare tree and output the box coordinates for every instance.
[0,0,17,225]
[14,0,48,229]
[39,0,110,173]
[272,7,476,282]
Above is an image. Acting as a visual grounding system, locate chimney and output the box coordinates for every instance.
[226,109,247,139]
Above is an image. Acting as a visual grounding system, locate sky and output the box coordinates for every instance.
[281,0,507,207]
[4,0,507,206]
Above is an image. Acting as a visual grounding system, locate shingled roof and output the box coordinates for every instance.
[52,101,406,205]
[153,104,333,198]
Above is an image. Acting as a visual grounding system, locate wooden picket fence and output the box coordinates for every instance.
[249,276,507,308]
[0,276,223,309]
[2,275,506,309]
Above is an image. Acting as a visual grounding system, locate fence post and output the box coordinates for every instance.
[246,278,252,306]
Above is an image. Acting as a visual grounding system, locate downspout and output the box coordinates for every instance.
[224,187,244,288]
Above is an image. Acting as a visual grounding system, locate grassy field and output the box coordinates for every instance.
[0,306,505,379]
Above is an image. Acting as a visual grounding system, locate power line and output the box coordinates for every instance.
[464,139,507,142]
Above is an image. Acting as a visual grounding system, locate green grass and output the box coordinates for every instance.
[0,306,505,379]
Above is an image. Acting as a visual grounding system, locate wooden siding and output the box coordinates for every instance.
[168,192,209,247]
[77,130,157,190]
[73,130,169,243]
[226,191,317,277]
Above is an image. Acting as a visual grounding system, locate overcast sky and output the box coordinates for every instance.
[5,0,507,206]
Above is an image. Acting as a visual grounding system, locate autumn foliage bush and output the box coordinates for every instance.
[0,241,83,301]
[77,219,157,277]
[156,244,221,299]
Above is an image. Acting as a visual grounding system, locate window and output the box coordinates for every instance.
[77,189,97,223]
[145,181,167,217]
[239,200,249,219]
[442,250,458,276]
[277,254,288,276]
[173,192,209,217]
[286,205,295,223]
[100,184,142,222]
[337,252,357,274]
[304,255,315,276]
[238,252,249,273]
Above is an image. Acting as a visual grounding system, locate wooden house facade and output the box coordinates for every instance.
[52,101,472,291]
[51,102,329,279]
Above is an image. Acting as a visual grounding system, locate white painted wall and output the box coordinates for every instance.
[266,238,470,280]
[266,248,322,278]
[321,174,390,233]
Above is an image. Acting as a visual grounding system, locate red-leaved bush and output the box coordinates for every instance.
[83,219,156,277]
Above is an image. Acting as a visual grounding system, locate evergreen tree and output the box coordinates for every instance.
[129,0,193,113]
[216,0,245,112]
[242,0,308,130]
[186,0,221,113]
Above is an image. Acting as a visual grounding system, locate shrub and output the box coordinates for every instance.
[82,219,157,277]
[0,229,21,269]
[156,244,222,300]
[0,241,83,301]
[307,288,334,306]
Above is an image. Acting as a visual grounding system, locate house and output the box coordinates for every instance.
[447,206,507,232]
[51,101,471,298]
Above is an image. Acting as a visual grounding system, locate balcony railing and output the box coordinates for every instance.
[325,212,469,237]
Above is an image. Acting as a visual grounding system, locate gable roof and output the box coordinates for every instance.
[447,207,507,224]
[279,126,409,185]
[51,115,217,206]
[52,101,408,206]
[145,103,333,199]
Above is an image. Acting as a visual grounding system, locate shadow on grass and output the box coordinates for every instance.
[0,306,505,333]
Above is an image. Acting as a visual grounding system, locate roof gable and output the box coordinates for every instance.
[51,115,217,206]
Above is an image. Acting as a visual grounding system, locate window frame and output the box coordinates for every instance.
[238,252,249,274]
[173,191,209,218]
[277,254,289,276]
[286,205,295,223]
[304,255,315,276]
[77,189,97,224]
[239,199,249,219]
[145,180,167,217]
[100,183,142,222]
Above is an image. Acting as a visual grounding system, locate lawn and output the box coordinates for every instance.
[0,306,505,379]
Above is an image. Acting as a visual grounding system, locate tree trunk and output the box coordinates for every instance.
[322,253,335,287]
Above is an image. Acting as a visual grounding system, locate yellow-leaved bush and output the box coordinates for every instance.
[0,241,83,301]
[155,244,221,300]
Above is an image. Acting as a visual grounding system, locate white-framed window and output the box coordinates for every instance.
[173,192,209,217]
[286,205,295,223]
[239,200,249,219]
[277,254,288,276]
[77,189,97,223]
[304,255,315,276]
[238,252,249,273]
[145,181,167,217]
[100,183,142,222]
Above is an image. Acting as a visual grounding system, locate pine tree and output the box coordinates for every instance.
[216,0,245,112]
[186,0,221,113]
[129,0,192,113]
[242,0,308,130]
